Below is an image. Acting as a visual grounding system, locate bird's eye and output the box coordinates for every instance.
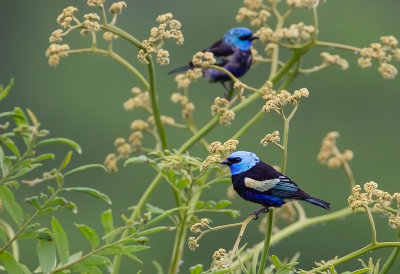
[229,157,242,163]
[238,34,252,41]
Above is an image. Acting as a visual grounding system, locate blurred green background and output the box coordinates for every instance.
[1,0,400,272]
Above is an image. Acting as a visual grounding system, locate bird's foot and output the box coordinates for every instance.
[250,206,269,220]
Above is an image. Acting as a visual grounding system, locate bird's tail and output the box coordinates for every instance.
[168,65,192,75]
[304,196,330,210]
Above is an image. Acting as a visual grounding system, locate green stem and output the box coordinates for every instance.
[230,207,358,270]
[257,210,274,274]
[168,185,203,274]
[364,206,377,244]
[112,174,163,274]
[101,24,168,150]
[231,110,264,140]
[0,220,18,259]
[311,242,400,273]
[178,116,219,153]
[0,176,63,255]
[146,54,168,150]
[52,236,136,273]
[314,40,361,52]
[67,48,149,90]
[380,231,400,274]
[101,24,143,48]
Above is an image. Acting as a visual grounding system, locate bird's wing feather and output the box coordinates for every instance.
[245,161,282,181]
[204,39,234,57]
[244,177,280,192]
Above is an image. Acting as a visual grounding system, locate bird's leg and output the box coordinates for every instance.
[250,205,269,220]
[221,80,235,100]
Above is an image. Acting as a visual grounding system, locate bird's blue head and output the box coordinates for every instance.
[223,27,258,51]
[220,151,259,175]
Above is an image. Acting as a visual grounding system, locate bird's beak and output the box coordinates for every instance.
[220,159,230,166]
[250,34,259,41]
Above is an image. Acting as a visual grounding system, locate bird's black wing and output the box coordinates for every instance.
[204,39,234,57]
[245,161,282,181]
[241,161,306,198]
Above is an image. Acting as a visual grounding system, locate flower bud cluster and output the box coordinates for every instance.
[317,131,354,169]
[358,36,400,79]
[137,13,184,65]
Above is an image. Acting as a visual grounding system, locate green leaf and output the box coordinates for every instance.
[204,200,216,209]
[0,186,24,226]
[195,201,205,209]
[101,209,115,243]
[0,111,17,119]
[189,264,203,274]
[0,146,4,173]
[97,244,149,256]
[37,238,57,274]
[69,264,102,274]
[271,255,282,268]
[59,151,73,171]
[13,107,28,127]
[0,251,31,274]
[152,260,163,274]
[36,138,82,154]
[0,79,14,103]
[145,206,188,227]
[64,164,106,177]
[15,223,41,240]
[10,164,42,179]
[75,224,100,250]
[25,196,42,210]
[33,153,55,162]
[51,216,70,264]
[2,138,20,157]
[350,268,371,274]
[63,187,112,205]
[0,225,9,242]
[166,169,177,183]
[145,203,165,214]
[136,226,171,236]
[26,109,38,127]
[78,254,112,267]
[176,178,189,189]
[124,155,151,166]
[0,156,12,177]
[215,200,232,209]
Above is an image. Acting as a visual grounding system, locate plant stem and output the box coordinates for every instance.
[311,242,400,273]
[67,48,149,90]
[168,185,202,274]
[178,116,219,153]
[101,24,168,150]
[380,231,400,274]
[314,40,361,52]
[257,210,274,274]
[228,215,255,265]
[231,110,264,140]
[112,174,163,274]
[364,206,377,244]
[230,207,357,270]
[146,54,168,150]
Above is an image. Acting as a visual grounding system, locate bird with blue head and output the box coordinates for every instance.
[220,151,330,218]
[169,27,258,92]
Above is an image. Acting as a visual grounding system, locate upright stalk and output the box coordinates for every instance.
[146,55,168,150]
[257,210,274,274]
[380,231,400,274]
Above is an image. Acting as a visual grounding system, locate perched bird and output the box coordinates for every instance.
[220,151,330,217]
[169,27,258,91]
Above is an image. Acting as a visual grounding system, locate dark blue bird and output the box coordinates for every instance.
[220,151,330,217]
[169,27,258,91]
